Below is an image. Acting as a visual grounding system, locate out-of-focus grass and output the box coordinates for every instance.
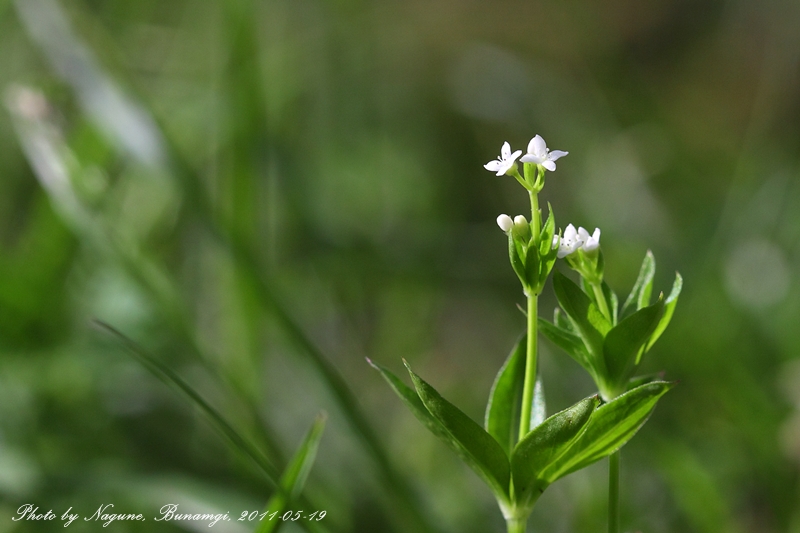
[2,0,800,532]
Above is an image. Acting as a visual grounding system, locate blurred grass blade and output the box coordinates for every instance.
[404,360,511,501]
[256,414,327,533]
[485,335,526,457]
[92,320,280,485]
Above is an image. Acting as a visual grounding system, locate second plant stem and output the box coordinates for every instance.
[609,450,620,533]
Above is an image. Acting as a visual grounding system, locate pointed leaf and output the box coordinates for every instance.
[405,361,511,500]
[256,414,326,533]
[539,203,556,257]
[485,335,526,457]
[368,359,452,442]
[511,395,598,505]
[508,234,528,286]
[602,281,619,326]
[540,381,674,481]
[603,298,664,391]
[646,272,683,352]
[552,271,610,358]
[538,318,593,373]
[524,243,540,287]
[622,250,655,317]
[553,307,574,332]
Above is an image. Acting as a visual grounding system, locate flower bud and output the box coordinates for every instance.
[497,214,514,233]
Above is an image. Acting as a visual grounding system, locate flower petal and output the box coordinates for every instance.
[542,160,556,171]
[484,161,501,172]
[548,150,568,161]
[528,134,546,156]
[520,154,544,164]
[501,141,512,159]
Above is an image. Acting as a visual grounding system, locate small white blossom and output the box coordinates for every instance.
[485,142,522,176]
[497,214,514,232]
[513,215,528,227]
[520,134,568,171]
[554,223,584,258]
[578,227,601,252]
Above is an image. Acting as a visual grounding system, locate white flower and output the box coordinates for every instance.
[520,134,568,171]
[578,227,601,252]
[553,223,584,258]
[484,142,522,176]
[497,214,514,232]
[513,215,528,227]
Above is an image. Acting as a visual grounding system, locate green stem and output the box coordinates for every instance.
[591,282,612,323]
[518,290,539,440]
[608,450,620,533]
[506,517,527,533]
[529,191,541,239]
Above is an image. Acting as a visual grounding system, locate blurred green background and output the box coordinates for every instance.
[2,0,800,532]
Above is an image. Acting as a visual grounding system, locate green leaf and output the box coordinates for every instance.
[539,203,556,257]
[368,359,452,443]
[511,395,598,506]
[256,414,327,533]
[621,250,655,317]
[603,299,664,393]
[602,281,619,326]
[646,272,683,352]
[405,361,511,500]
[508,233,528,286]
[540,381,674,481]
[538,318,593,374]
[553,307,573,331]
[524,242,540,287]
[552,271,610,359]
[485,335,526,457]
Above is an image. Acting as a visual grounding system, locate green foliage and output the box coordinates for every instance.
[485,335,527,457]
[547,252,682,400]
[257,414,327,533]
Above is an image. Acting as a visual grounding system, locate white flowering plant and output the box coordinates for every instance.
[370,135,682,533]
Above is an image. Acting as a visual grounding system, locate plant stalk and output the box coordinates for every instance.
[519,189,541,441]
[519,292,539,440]
[608,450,620,533]
[506,517,527,533]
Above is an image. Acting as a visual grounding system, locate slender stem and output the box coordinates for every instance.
[608,450,620,533]
[519,289,539,440]
[529,191,541,239]
[591,282,612,323]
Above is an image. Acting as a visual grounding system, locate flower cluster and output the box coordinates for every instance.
[484,134,568,180]
[553,224,601,258]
